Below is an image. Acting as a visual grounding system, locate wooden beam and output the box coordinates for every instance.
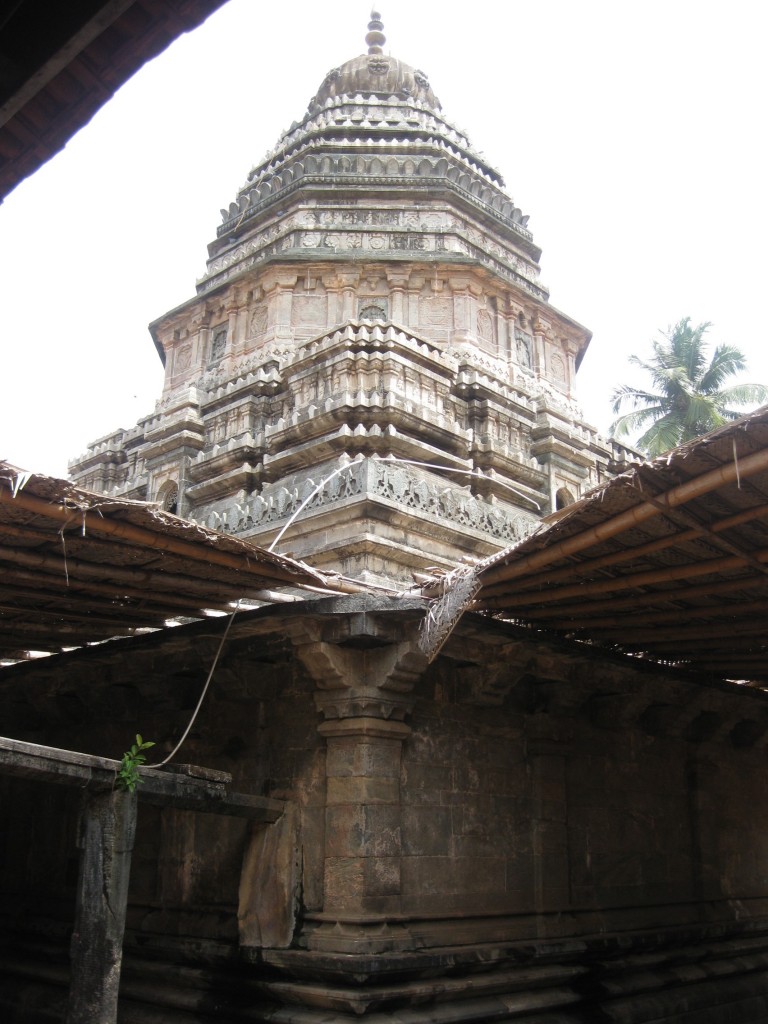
[561,597,768,631]
[486,574,764,621]
[478,551,766,610]
[0,737,284,821]
[590,623,768,646]
[0,542,260,603]
[0,564,230,612]
[65,787,137,1024]
[0,485,325,588]
[0,601,163,630]
[480,503,768,599]
[618,627,768,651]
[477,447,768,589]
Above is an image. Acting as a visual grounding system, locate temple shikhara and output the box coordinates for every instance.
[2,9,768,1024]
[69,11,623,584]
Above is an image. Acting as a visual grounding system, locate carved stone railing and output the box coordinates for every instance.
[197,456,541,544]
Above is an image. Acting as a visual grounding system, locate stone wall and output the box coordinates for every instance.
[1,599,768,1022]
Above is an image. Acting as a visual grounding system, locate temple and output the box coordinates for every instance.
[69,12,625,584]
[2,10,768,1024]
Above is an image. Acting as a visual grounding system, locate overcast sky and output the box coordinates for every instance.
[2,0,766,478]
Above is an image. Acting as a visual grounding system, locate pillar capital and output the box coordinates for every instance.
[318,716,412,741]
[294,639,425,722]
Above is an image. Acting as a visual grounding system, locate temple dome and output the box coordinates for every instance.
[310,52,441,112]
[309,11,441,112]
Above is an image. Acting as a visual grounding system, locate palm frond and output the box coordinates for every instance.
[609,317,765,455]
[610,385,663,415]
[709,381,767,408]
[699,344,747,392]
[636,413,685,457]
[611,405,665,438]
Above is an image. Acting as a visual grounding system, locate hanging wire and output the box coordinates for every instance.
[152,452,538,765]
[154,600,242,767]
[267,454,541,558]
[268,462,355,553]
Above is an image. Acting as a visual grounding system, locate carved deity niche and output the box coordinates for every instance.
[174,343,192,374]
[555,486,576,510]
[358,298,388,321]
[419,290,453,344]
[156,480,179,514]
[477,308,495,349]
[209,325,228,364]
[549,351,567,384]
[291,277,328,337]
[250,301,268,337]
[514,311,533,371]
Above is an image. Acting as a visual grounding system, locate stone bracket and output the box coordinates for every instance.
[295,639,426,721]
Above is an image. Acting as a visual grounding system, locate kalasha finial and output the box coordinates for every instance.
[366,10,386,54]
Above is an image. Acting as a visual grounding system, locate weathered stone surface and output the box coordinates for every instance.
[5,3,768,1015]
[68,19,631,587]
[238,803,299,948]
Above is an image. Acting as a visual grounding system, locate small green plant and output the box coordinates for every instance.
[116,734,155,793]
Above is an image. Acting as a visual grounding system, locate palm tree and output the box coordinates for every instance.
[610,318,767,457]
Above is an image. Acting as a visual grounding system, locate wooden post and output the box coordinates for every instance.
[65,786,137,1024]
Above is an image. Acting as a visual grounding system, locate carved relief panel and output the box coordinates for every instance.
[209,325,228,365]
[549,351,567,387]
[515,327,533,370]
[175,343,193,374]
[476,308,495,351]
[419,292,453,344]
[250,303,269,339]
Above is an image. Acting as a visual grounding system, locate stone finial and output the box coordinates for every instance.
[366,10,386,54]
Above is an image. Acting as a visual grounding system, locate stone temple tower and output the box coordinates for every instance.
[70,12,620,584]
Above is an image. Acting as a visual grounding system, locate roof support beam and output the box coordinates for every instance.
[0,485,322,588]
[483,502,768,599]
[65,785,136,1024]
[478,448,768,589]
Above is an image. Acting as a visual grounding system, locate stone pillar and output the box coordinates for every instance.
[227,297,243,357]
[322,272,343,325]
[687,756,722,903]
[532,315,550,376]
[387,272,409,323]
[320,717,411,919]
[336,272,359,321]
[448,275,472,341]
[494,296,508,360]
[273,273,298,340]
[563,339,579,398]
[198,312,212,367]
[294,632,426,953]
[406,274,424,326]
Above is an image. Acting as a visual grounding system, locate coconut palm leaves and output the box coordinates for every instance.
[611,319,767,457]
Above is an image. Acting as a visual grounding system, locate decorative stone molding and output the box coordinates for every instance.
[199,457,541,545]
[69,14,615,585]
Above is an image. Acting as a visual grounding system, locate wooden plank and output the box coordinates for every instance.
[0,736,283,821]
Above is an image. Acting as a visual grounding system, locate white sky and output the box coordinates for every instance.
[1,0,766,478]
